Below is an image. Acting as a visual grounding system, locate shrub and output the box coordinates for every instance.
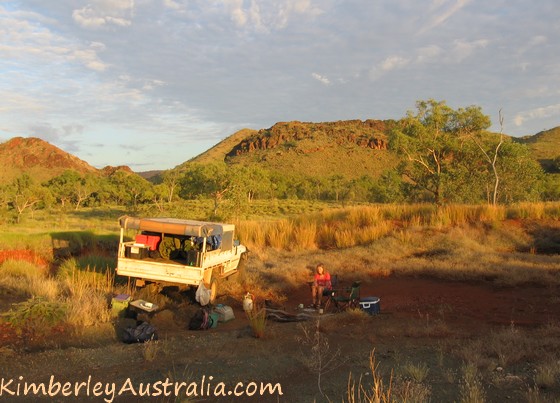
[246,303,267,339]
[1,297,69,349]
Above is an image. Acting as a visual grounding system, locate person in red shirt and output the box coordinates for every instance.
[311,263,331,309]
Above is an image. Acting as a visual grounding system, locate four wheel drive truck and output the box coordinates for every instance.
[116,216,248,303]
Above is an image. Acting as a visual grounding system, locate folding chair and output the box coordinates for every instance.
[321,274,338,311]
[331,281,361,312]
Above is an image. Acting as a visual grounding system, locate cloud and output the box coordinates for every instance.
[312,72,330,85]
[223,0,324,33]
[369,55,410,80]
[415,45,443,63]
[0,7,109,72]
[418,0,471,34]
[449,39,489,62]
[72,0,134,29]
[72,43,109,72]
[513,104,560,127]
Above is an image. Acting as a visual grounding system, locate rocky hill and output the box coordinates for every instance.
[189,119,400,180]
[0,137,134,184]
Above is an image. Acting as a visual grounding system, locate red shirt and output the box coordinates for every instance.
[314,272,331,289]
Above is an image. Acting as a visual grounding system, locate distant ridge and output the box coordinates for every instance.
[0,121,558,184]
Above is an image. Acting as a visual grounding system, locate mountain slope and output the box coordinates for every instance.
[0,137,99,183]
[188,120,400,180]
[516,127,560,171]
[188,128,257,165]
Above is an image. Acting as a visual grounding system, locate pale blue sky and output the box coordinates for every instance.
[1,0,558,170]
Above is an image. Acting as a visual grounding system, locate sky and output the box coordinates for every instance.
[0,0,559,171]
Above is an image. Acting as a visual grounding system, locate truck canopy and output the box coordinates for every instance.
[119,216,235,237]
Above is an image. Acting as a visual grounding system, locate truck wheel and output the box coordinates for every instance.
[209,278,218,304]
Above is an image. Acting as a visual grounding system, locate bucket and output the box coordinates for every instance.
[243,293,254,312]
[209,312,219,328]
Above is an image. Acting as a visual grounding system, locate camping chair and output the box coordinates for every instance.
[321,274,338,311]
[331,281,361,312]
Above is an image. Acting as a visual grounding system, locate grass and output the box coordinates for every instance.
[245,302,267,339]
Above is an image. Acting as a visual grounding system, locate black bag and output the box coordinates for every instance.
[188,308,213,330]
[122,321,158,343]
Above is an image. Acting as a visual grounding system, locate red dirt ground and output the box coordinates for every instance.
[1,275,560,402]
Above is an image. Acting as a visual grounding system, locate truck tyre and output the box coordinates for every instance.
[209,278,218,304]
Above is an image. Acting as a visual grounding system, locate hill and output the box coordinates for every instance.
[190,128,257,165]
[0,137,137,184]
[515,127,560,171]
[0,137,99,183]
[189,120,401,180]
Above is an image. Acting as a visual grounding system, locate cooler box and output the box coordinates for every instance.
[111,294,131,317]
[125,243,150,259]
[359,297,380,315]
[214,304,235,322]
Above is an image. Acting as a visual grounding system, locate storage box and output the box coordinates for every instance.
[135,234,160,251]
[359,297,380,315]
[111,294,131,317]
[125,243,149,259]
[214,304,235,322]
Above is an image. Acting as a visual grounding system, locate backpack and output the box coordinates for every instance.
[189,308,213,330]
[122,321,158,343]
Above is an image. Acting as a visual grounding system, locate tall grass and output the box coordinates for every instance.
[238,202,560,253]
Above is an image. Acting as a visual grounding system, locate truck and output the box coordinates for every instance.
[116,215,248,303]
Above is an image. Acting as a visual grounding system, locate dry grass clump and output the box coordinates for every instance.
[458,363,486,403]
[0,254,116,348]
[0,260,60,300]
[534,360,559,389]
[346,350,395,403]
[246,302,267,338]
[400,362,430,383]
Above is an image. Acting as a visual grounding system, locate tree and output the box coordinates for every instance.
[108,171,152,209]
[45,170,81,209]
[390,99,491,204]
[8,174,46,223]
[179,163,238,217]
[493,140,543,203]
[464,109,504,205]
[161,169,182,203]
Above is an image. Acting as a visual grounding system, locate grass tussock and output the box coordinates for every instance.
[245,302,267,338]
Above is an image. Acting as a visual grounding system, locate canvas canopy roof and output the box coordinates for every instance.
[119,216,234,237]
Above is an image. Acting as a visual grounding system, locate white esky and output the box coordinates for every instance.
[0,0,558,171]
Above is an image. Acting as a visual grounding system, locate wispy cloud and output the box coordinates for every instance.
[418,0,471,34]
[72,0,134,29]
[312,72,330,85]
[513,104,560,127]
[223,0,324,33]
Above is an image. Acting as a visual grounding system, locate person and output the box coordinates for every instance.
[310,263,331,309]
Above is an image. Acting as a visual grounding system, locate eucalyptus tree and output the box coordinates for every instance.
[390,99,492,204]
[8,173,48,222]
